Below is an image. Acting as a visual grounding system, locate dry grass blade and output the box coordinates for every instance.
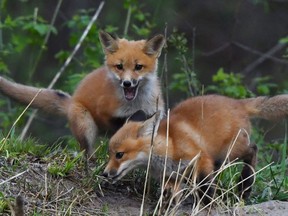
[140,102,163,216]
[0,170,29,186]
[0,89,42,151]
[159,109,171,213]
[165,154,201,215]
[149,127,273,216]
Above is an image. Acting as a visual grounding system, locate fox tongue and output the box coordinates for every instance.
[124,87,136,101]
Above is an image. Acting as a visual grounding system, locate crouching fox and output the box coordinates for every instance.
[103,94,288,204]
[0,31,165,157]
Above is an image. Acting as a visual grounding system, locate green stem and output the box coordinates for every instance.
[28,0,63,80]
[0,0,3,50]
[123,5,131,37]
[281,120,287,176]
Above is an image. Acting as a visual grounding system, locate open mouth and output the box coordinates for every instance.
[111,168,128,183]
[123,85,139,101]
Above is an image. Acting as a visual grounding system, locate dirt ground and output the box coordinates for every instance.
[1,156,288,215]
[96,189,288,216]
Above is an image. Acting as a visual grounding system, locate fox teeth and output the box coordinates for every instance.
[123,85,138,101]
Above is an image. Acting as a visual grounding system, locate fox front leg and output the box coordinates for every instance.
[68,102,98,159]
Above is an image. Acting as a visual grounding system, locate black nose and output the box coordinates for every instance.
[102,172,108,178]
[123,80,132,88]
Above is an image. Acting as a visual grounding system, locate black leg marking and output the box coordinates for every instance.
[238,143,258,200]
[197,173,214,205]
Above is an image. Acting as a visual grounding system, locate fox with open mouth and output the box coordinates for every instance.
[0,31,165,157]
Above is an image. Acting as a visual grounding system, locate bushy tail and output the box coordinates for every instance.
[242,95,288,120]
[0,76,71,117]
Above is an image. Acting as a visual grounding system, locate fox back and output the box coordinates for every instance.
[104,94,288,202]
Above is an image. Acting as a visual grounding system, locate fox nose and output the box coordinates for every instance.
[123,80,132,88]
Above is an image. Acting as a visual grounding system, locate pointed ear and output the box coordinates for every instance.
[99,30,119,54]
[128,110,150,122]
[143,34,165,57]
[138,111,162,138]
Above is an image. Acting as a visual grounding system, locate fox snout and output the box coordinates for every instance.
[120,79,140,101]
[102,168,118,180]
[120,79,139,88]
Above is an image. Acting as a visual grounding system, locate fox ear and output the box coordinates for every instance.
[143,34,165,57]
[128,110,150,122]
[99,30,119,54]
[138,111,162,138]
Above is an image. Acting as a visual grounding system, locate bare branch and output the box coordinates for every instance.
[20,2,105,140]
[241,38,288,75]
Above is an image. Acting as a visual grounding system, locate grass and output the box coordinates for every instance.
[0,102,287,215]
[0,116,287,215]
[137,122,288,216]
[144,155,286,216]
[0,134,110,215]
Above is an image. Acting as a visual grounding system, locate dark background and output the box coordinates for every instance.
[1,0,288,143]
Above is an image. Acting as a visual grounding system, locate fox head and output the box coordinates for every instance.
[99,31,165,101]
[103,110,162,182]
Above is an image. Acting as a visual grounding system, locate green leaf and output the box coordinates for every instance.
[0,60,8,73]
[279,37,288,44]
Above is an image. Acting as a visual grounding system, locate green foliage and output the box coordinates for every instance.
[206,68,253,98]
[206,68,277,98]
[124,0,156,37]
[279,36,288,45]
[54,9,105,92]
[47,151,83,177]
[0,192,9,214]
[0,7,59,133]
[1,135,40,154]
[280,36,288,59]
[1,13,56,52]
[215,163,243,204]
[253,161,288,202]
[248,124,288,203]
[0,135,109,215]
[168,29,200,97]
[0,10,57,78]
[253,76,277,95]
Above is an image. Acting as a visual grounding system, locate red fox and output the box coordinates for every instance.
[0,31,165,157]
[103,94,288,203]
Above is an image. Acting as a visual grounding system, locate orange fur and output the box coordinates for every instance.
[0,31,166,157]
[104,94,288,203]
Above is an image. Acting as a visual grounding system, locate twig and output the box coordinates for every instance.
[20,2,105,140]
[29,0,64,80]
[181,55,194,96]
[0,170,29,186]
[160,23,169,110]
[191,27,196,90]
[123,5,132,37]
[201,42,230,56]
[233,42,288,65]
[202,38,288,77]
[242,37,288,75]
[48,1,104,89]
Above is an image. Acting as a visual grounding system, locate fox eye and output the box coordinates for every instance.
[115,152,124,159]
[116,64,123,70]
[135,64,143,71]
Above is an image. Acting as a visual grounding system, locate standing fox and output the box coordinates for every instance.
[103,94,288,204]
[0,31,165,157]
